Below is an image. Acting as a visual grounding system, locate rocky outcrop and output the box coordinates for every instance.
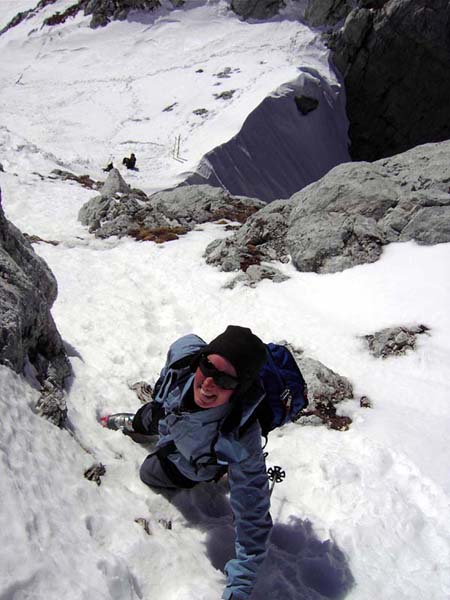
[205,199,292,272]
[0,0,58,36]
[83,0,161,29]
[49,169,101,191]
[1,0,163,34]
[0,188,70,388]
[288,344,354,431]
[327,0,450,161]
[305,0,353,27]
[206,140,450,276]
[98,168,130,197]
[231,0,286,19]
[286,141,450,273]
[79,174,264,240]
[364,325,430,359]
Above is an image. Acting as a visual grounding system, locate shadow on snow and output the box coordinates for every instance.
[168,480,354,599]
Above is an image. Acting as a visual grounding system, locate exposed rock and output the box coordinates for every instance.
[0,0,59,36]
[213,90,236,100]
[225,264,289,288]
[135,517,151,535]
[360,396,373,408]
[84,0,161,28]
[0,188,71,387]
[158,518,173,530]
[0,163,4,173]
[293,348,354,406]
[35,380,67,427]
[286,140,450,273]
[49,169,102,191]
[78,182,264,240]
[330,0,450,161]
[23,233,59,246]
[163,102,177,112]
[204,199,292,272]
[364,325,430,358]
[1,0,162,34]
[287,343,354,431]
[294,95,319,115]
[129,381,154,404]
[43,3,81,26]
[231,0,286,20]
[99,168,130,198]
[304,0,352,27]
[84,463,106,485]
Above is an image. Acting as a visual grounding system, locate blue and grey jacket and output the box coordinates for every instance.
[148,334,272,599]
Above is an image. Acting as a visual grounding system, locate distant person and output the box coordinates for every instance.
[102,325,272,600]
[122,153,137,170]
[102,162,114,172]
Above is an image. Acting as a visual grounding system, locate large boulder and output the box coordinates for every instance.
[329,0,450,160]
[286,141,450,273]
[0,189,70,387]
[79,181,265,240]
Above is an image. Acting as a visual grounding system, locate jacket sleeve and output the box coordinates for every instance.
[222,422,272,600]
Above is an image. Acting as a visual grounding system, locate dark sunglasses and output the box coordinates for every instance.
[198,355,239,390]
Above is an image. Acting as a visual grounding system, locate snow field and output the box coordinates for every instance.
[0,0,336,193]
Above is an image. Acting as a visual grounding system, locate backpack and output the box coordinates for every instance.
[255,343,308,438]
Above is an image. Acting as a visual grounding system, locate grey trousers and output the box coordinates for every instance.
[140,453,182,489]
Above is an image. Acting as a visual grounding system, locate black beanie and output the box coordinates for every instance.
[197,325,267,387]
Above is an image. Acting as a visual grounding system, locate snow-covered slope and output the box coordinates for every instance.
[0,0,348,197]
[1,2,450,600]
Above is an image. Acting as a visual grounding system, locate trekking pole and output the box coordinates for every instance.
[267,465,286,497]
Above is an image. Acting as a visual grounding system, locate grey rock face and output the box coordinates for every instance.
[286,140,450,273]
[0,189,70,387]
[305,0,352,27]
[331,0,450,161]
[231,0,285,20]
[205,199,292,272]
[364,325,429,358]
[79,181,264,240]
